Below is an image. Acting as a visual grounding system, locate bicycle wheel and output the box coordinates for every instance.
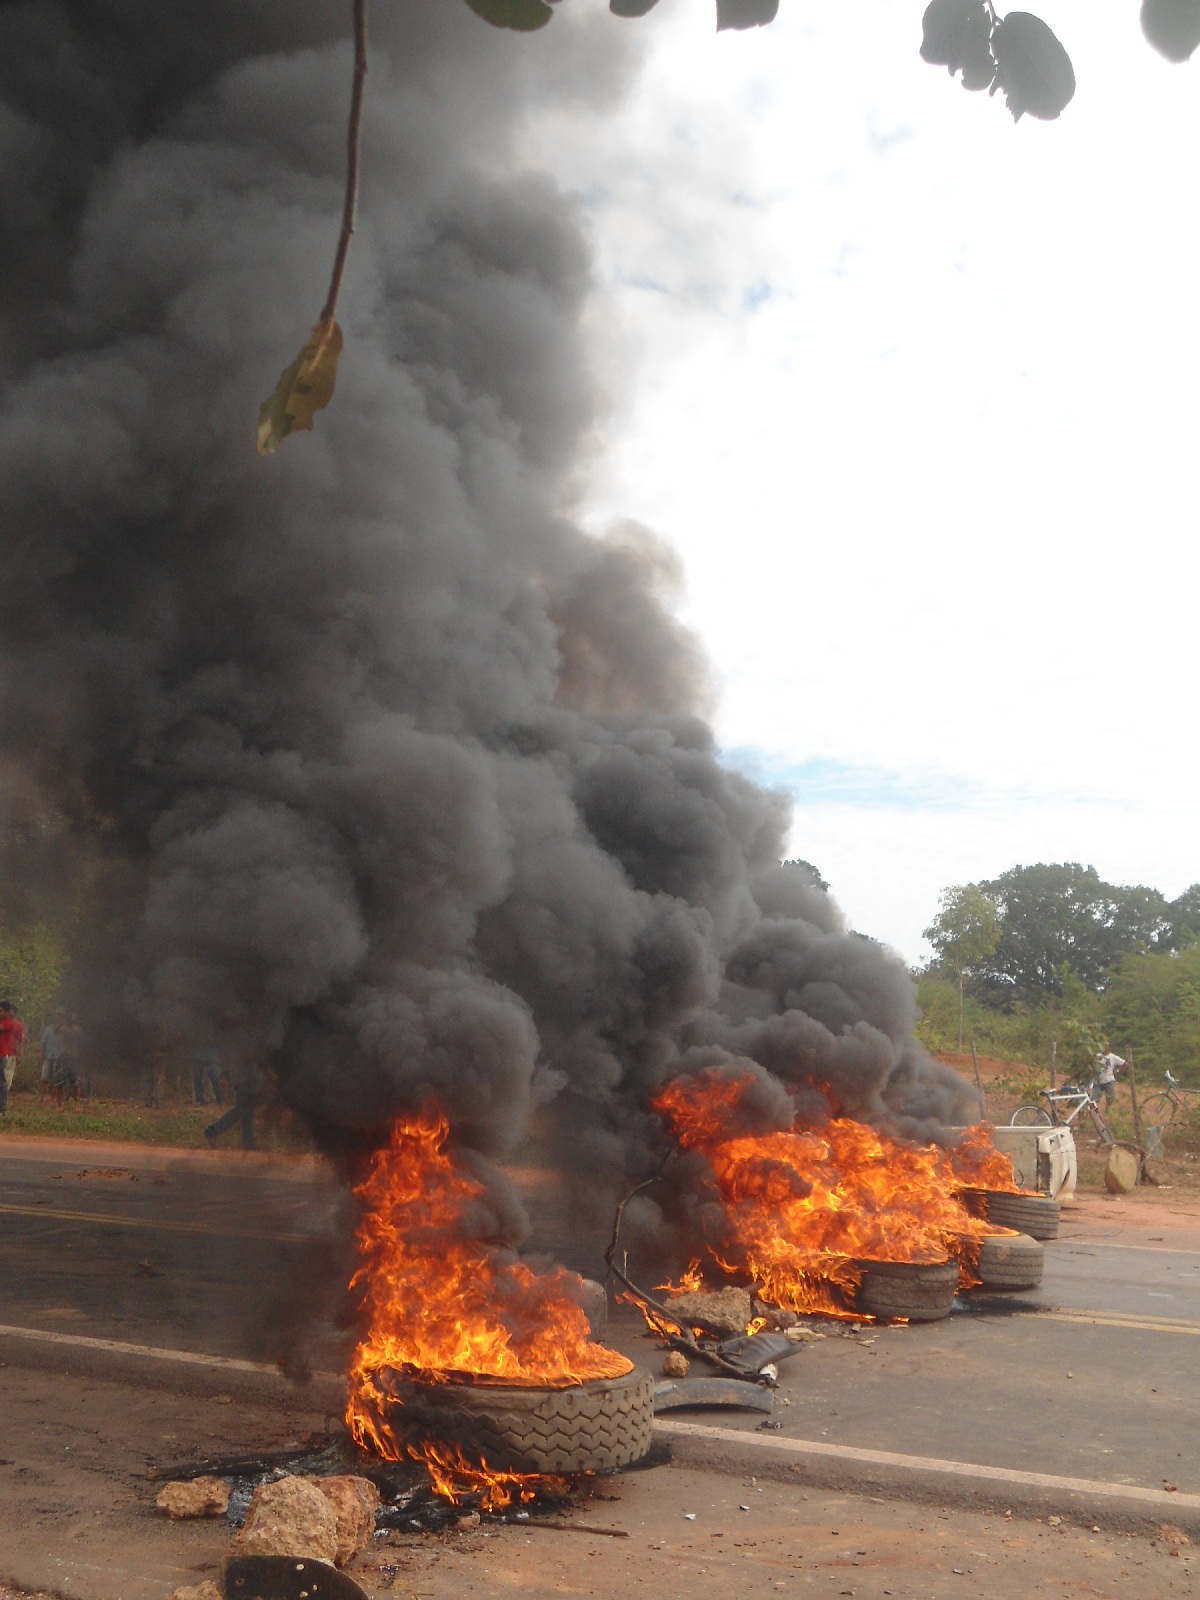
[1009,1105,1053,1127]
[1140,1093,1178,1131]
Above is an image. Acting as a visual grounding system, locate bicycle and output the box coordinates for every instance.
[1009,1082,1116,1146]
[1139,1071,1200,1132]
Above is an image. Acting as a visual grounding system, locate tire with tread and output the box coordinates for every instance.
[853,1258,959,1323]
[969,1189,1060,1240]
[379,1366,655,1475]
[1009,1105,1053,1127]
[973,1231,1043,1290]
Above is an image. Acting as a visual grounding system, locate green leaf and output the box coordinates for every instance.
[715,0,779,30]
[463,0,555,30]
[992,12,1075,121]
[256,317,344,457]
[1141,0,1200,62]
[920,0,997,92]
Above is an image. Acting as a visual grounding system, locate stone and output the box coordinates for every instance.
[662,1350,690,1378]
[665,1286,753,1338]
[169,1585,222,1600]
[308,1475,381,1566]
[1104,1146,1140,1194]
[155,1477,230,1519]
[761,1305,799,1330]
[231,1475,338,1565]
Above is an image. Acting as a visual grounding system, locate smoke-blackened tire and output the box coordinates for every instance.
[974,1232,1043,1291]
[963,1189,1060,1240]
[381,1366,655,1475]
[853,1258,959,1323]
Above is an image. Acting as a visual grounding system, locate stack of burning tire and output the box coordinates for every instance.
[958,1186,1060,1240]
[849,1229,1044,1319]
[852,1257,960,1322]
[377,1366,656,1476]
[968,1231,1045,1290]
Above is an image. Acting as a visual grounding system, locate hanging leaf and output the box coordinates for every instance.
[463,0,556,29]
[611,0,661,14]
[716,0,779,31]
[256,317,344,457]
[992,12,1076,121]
[1141,0,1200,61]
[920,0,996,91]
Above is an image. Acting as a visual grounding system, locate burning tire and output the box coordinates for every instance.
[380,1366,655,1476]
[852,1258,959,1323]
[960,1188,1060,1240]
[973,1231,1043,1291]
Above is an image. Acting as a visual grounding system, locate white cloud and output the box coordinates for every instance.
[529,0,1200,960]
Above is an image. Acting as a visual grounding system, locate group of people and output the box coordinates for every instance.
[0,1003,82,1114]
[189,1043,269,1151]
[0,1001,267,1151]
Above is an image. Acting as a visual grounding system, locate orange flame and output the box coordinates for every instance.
[346,1110,631,1503]
[652,1073,1011,1318]
[654,1259,704,1295]
[947,1122,1022,1192]
[417,1440,572,1514]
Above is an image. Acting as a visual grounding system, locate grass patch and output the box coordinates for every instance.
[0,1092,315,1153]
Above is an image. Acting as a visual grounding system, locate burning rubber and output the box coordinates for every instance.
[971,1231,1044,1291]
[851,1258,960,1323]
[960,1188,1061,1240]
[375,1366,656,1478]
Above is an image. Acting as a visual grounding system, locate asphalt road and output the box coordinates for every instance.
[2,1137,1198,1500]
[0,1141,354,1374]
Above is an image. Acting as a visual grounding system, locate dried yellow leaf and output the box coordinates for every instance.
[256,317,344,456]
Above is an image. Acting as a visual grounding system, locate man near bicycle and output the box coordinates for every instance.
[1092,1047,1125,1109]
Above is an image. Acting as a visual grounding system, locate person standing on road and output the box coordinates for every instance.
[0,1001,26,1115]
[39,1011,65,1100]
[203,1058,269,1151]
[1092,1047,1125,1110]
[38,1011,73,1100]
[51,1012,85,1106]
[191,1043,224,1107]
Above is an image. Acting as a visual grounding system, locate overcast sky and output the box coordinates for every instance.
[520,0,1199,965]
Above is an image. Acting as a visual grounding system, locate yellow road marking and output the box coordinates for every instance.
[0,1201,304,1243]
[1037,1307,1200,1336]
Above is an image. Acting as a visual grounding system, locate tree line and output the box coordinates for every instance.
[920,864,1200,1083]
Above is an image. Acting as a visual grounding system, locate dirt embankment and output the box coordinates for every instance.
[933,1050,1030,1084]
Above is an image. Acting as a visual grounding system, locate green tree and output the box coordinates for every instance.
[0,922,68,1075]
[782,858,829,892]
[975,863,1172,1004]
[923,885,1000,1051]
[1168,884,1200,949]
[1104,946,1200,1083]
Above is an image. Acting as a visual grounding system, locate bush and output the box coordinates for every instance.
[0,921,67,1074]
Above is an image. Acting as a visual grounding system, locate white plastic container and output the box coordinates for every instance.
[989,1123,1077,1201]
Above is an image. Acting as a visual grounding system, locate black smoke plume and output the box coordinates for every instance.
[0,3,975,1217]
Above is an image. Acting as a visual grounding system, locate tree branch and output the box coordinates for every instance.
[321,0,369,324]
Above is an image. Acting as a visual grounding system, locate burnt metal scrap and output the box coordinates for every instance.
[604,1176,805,1388]
[713,1330,802,1379]
[653,1377,775,1415]
[226,1555,369,1600]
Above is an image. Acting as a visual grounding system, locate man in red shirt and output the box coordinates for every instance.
[0,1001,26,1114]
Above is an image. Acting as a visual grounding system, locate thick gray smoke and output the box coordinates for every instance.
[0,3,975,1203]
